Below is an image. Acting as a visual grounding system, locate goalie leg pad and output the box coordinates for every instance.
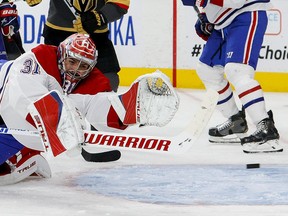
[0,147,51,185]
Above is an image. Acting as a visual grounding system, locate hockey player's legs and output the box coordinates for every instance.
[223,11,281,152]
[199,29,225,68]
[241,110,282,153]
[222,63,281,149]
[226,63,268,123]
[197,11,280,148]
[224,11,268,70]
[198,30,239,118]
[224,11,269,123]
[91,32,120,92]
[197,30,245,142]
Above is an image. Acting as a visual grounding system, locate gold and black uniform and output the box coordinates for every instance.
[42,0,130,91]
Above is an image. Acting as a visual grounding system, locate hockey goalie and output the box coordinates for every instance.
[0,33,179,185]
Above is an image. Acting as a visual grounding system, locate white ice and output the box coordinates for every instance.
[1,88,288,216]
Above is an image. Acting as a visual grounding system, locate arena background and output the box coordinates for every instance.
[16,0,287,91]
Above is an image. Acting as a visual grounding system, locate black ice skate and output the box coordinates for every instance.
[209,110,248,143]
[241,110,283,153]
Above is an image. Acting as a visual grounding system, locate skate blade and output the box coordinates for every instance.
[243,148,283,153]
[242,139,283,153]
[209,133,247,144]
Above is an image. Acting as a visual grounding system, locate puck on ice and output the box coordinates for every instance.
[246,163,260,169]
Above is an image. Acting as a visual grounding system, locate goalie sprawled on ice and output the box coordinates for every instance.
[0,33,179,185]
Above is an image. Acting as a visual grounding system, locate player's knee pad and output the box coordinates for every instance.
[197,62,239,118]
[196,61,226,90]
[225,63,255,89]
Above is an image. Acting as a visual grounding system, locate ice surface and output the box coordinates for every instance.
[75,164,288,205]
[1,88,288,216]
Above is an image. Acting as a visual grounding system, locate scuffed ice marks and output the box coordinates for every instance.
[74,164,288,205]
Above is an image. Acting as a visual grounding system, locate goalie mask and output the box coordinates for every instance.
[57,33,98,94]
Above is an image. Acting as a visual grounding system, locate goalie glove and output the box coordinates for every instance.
[71,0,107,33]
[109,70,180,127]
[24,0,42,7]
[80,10,107,34]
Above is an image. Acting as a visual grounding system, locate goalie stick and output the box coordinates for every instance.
[0,89,219,154]
[0,128,121,162]
[81,148,121,162]
[82,89,218,153]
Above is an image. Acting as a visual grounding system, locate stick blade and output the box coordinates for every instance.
[81,149,121,162]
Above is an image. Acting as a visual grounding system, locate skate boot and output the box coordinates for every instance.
[241,110,282,153]
[209,110,248,143]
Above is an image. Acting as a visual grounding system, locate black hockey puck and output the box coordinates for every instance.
[246,163,260,169]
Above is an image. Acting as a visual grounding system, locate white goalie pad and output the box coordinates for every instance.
[109,70,180,127]
[28,90,87,157]
[0,154,51,186]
